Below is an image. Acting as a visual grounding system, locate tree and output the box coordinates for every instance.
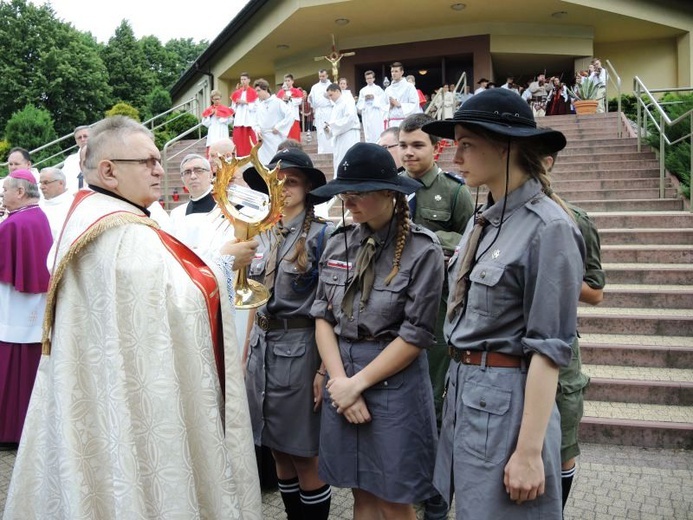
[100,21,157,116]
[146,87,173,119]
[5,104,59,164]
[165,38,209,83]
[0,0,112,135]
[105,102,140,121]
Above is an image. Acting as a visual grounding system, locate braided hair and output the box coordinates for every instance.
[383,192,411,285]
[516,145,574,221]
[286,205,315,273]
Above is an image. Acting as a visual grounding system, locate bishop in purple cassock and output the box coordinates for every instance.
[0,169,53,448]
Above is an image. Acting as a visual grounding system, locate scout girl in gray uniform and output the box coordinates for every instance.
[309,143,445,520]
[243,148,334,519]
[423,88,585,519]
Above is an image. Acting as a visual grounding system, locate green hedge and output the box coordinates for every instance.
[644,93,692,199]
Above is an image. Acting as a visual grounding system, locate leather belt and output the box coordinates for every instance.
[256,313,314,332]
[448,347,524,368]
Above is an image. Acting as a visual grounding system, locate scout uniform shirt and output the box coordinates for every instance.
[405,164,475,256]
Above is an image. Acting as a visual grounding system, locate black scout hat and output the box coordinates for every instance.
[310,143,422,198]
[244,148,330,205]
[422,87,567,153]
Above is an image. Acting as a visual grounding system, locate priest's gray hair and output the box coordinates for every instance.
[83,116,154,176]
[180,154,211,173]
[40,167,65,183]
[5,177,40,199]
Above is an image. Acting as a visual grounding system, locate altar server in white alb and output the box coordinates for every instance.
[308,69,334,154]
[253,78,295,166]
[384,62,421,128]
[3,115,262,520]
[357,70,388,143]
[325,83,361,178]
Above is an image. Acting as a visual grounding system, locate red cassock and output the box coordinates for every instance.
[280,87,304,141]
[231,87,259,156]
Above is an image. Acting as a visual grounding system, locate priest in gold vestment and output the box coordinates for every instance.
[4,116,262,519]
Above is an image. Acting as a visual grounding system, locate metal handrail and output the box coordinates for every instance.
[0,97,200,173]
[425,72,467,118]
[604,60,622,137]
[633,77,693,211]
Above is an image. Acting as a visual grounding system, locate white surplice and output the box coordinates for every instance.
[254,95,294,165]
[384,79,421,127]
[328,94,361,177]
[308,79,333,154]
[39,190,74,241]
[357,83,388,143]
[3,191,261,520]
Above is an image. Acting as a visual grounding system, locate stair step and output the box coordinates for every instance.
[551,168,661,180]
[598,228,693,245]
[578,307,693,336]
[601,244,693,264]
[581,342,693,369]
[586,378,693,406]
[589,211,693,229]
[579,402,693,449]
[598,284,693,309]
[575,198,684,212]
[561,187,678,201]
[584,364,693,382]
[556,151,657,163]
[553,178,665,191]
[603,263,693,284]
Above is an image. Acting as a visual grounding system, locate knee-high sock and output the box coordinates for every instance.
[561,464,577,511]
[300,483,331,520]
[278,477,302,520]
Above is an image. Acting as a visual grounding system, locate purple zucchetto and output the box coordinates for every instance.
[8,169,37,184]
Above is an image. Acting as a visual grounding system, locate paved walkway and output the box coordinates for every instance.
[2,442,691,519]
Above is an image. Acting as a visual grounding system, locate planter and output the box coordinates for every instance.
[574,100,599,115]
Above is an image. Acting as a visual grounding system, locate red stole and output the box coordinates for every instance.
[153,229,225,394]
[279,87,304,102]
[231,86,258,104]
[202,104,235,118]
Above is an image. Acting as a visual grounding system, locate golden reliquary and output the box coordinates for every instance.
[212,143,286,308]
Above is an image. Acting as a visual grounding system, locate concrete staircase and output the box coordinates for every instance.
[162,114,693,449]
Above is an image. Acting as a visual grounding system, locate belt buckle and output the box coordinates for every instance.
[463,350,472,364]
[257,313,269,332]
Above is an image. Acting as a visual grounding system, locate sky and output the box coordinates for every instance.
[31,0,251,43]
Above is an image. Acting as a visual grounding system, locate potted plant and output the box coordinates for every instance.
[570,79,601,114]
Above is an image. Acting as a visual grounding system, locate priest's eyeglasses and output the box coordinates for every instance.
[39,179,59,185]
[111,157,162,170]
[181,167,210,178]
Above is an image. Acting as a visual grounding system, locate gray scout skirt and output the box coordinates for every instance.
[434,359,562,519]
[318,337,438,504]
[245,325,322,457]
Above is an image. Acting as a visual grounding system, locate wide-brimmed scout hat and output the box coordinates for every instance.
[422,88,567,153]
[310,142,422,198]
[243,148,330,205]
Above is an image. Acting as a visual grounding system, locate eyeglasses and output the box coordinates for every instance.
[181,167,210,178]
[380,143,398,150]
[110,157,162,169]
[39,179,59,186]
[337,192,370,203]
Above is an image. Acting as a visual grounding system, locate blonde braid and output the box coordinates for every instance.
[286,205,315,273]
[517,144,575,222]
[536,170,575,222]
[383,193,410,285]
